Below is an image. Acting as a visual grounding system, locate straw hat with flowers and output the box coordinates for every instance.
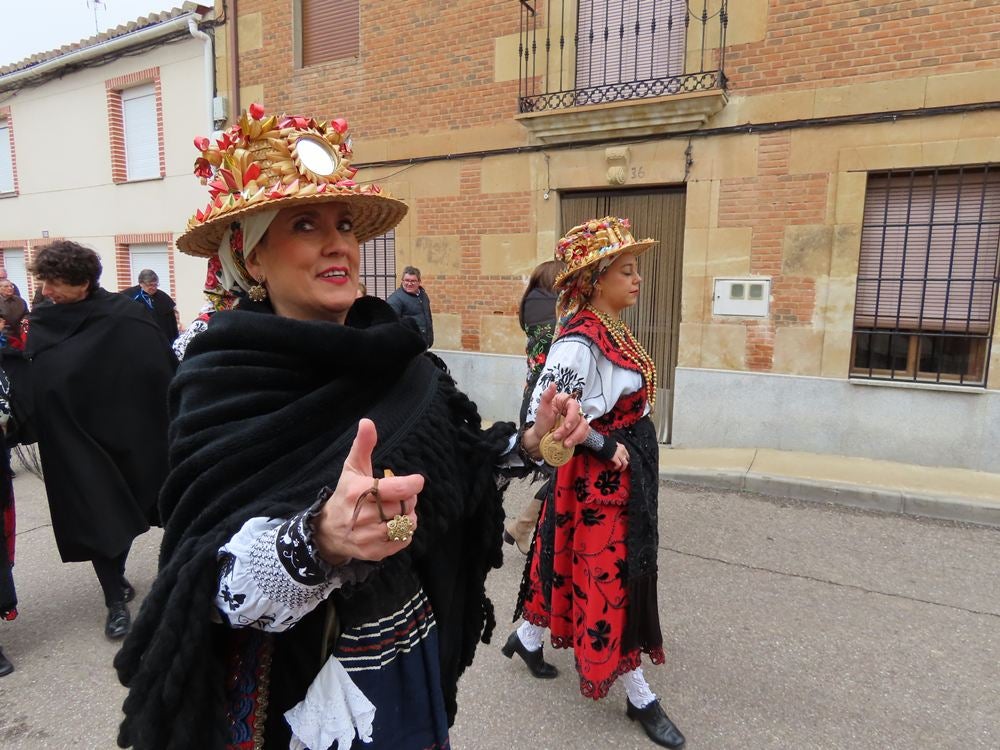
[553,216,658,332]
[177,103,407,257]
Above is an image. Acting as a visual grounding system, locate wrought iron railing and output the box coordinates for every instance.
[517,0,728,113]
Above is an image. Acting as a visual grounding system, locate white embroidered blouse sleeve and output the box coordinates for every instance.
[526,335,644,423]
[214,503,373,632]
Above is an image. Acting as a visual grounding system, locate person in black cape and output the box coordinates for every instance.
[112,105,587,750]
[504,259,562,555]
[26,241,174,641]
[0,363,18,677]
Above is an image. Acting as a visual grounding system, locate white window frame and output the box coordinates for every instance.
[122,84,159,181]
[2,248,29,303]
[0,121,15,194]
[129,243,172,297]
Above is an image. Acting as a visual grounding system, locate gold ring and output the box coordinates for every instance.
[386,514,414,542]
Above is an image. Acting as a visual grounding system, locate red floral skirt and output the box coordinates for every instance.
[521,453,662,699]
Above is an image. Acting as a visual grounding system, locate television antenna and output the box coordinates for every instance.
[86,0,106,35]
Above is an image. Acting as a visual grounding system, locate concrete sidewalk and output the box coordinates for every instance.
[659,446,1000,528]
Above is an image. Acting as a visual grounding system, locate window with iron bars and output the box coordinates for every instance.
[851,166,1000,386]
[359,229,396,299]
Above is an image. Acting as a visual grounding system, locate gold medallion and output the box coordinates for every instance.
[539,416,573,467]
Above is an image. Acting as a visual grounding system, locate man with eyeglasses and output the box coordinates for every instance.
[122,269,183,345]
[387,265,434,347]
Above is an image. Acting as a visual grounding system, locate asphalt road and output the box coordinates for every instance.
[0,467,997,749]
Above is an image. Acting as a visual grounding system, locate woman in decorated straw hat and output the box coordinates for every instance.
[504,217,686,748]
[113,104,588,750]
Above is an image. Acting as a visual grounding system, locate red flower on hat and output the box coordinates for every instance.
[194,157,213,179]
[194,135,210,152]
[244,162,261,184]
[248,102,265,120]
[330,118,348,134]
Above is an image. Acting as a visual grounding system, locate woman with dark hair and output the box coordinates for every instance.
[504,218,686,748]
[113,105,587,750]
[24,241,175,640]
[504,259,562,555]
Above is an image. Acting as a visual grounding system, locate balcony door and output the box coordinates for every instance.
[575,0,687,89]
[560,187,686,442]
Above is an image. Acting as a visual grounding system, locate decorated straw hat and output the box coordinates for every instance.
[176,103,407,256]
[554,216,657,286]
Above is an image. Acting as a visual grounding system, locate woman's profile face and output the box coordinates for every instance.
[594,252,642,313]
[246,201,360,323]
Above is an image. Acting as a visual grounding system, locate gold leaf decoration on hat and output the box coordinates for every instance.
[179,103,406,257]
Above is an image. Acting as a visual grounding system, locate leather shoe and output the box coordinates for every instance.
[0,647,13,677]
[501,630,558,678]
[120,577,135,603]
[626,699,685,748]
[105,601,131,640]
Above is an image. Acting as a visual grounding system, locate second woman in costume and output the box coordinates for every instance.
[505,217,686,749]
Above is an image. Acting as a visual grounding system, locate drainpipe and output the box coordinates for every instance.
[226,0,240,121]
[187,17,214,135]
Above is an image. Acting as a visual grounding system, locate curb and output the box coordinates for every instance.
[659,467,1000,529]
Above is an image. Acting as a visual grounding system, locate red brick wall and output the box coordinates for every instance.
[237,0,522,138]
[717,131,827,369]
[727,0,1000,93]
[231,1,999,357]
[414,163,531,350]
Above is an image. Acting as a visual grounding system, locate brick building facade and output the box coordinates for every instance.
[219,0,1000,472]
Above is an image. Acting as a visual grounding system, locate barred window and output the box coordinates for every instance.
[851,166,1000,386]
[359,229,396,299]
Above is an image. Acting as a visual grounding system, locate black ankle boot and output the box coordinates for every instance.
[105,601,131,640]
[0,647,13,677]
[501,630,558,678]
[626,699,686,748]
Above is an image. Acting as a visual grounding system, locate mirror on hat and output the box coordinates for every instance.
[295,135,339,177]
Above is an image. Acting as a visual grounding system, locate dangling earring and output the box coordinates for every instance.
[248,277,268,302]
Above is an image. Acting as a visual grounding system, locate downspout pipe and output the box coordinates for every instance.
[226,0,240,121]
[0,14,202,90]
[187,17,214,135]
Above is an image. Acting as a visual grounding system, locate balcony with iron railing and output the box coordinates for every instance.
[516,0,729,142]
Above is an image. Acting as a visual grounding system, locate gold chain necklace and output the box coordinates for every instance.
[585,305,657,410]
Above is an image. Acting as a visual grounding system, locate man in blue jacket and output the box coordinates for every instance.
[387,265,434,347]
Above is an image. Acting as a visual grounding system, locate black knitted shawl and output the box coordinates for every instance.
[114,297,514,750]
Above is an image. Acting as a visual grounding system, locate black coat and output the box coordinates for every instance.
[114,297,516,750]
[121,286,179,344]
[27,288,175,562]
[387,286,434,347]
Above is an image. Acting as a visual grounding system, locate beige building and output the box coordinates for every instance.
[0,3,217,320]
[222,0,1000,473]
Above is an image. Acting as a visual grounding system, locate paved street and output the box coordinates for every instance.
[0,467,998,749]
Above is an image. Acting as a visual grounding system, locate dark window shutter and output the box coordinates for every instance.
[360,229,396,299]
[302,0,359,67]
